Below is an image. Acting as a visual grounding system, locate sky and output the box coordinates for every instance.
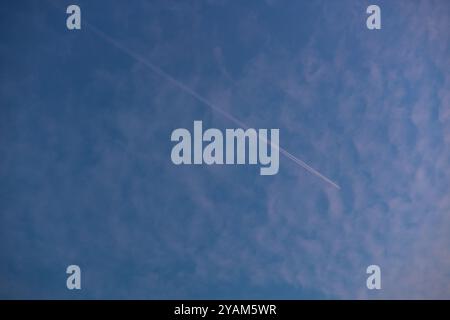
[0,0,449,299]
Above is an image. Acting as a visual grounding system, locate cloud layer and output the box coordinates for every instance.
[0,0,449,299]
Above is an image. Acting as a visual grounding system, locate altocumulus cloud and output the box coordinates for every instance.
[0,0,449,299]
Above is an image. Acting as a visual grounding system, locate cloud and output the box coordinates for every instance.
[1,0,449,299]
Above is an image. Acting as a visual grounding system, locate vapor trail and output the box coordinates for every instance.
[85,22,341,190]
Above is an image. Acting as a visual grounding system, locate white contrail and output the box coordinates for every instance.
[85,22,341,190]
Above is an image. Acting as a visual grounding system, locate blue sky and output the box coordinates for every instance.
[0,0,449,299]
